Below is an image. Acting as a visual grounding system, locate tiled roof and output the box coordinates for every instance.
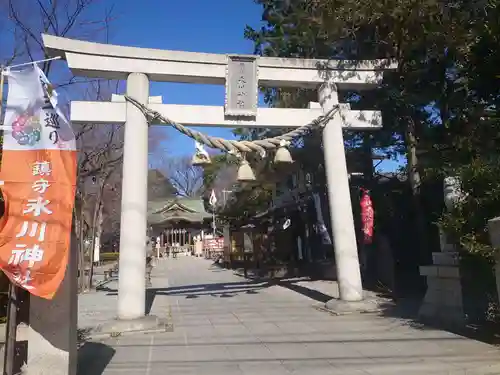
[148,197,212,225]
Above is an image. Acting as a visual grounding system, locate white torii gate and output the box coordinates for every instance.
[42,34,394,321]
[25,34,396,375]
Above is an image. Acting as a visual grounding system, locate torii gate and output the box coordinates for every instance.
[42,34,394,321]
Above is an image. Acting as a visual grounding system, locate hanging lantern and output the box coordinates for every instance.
[360,188,374,245]
[237,159,256,182]
[192,152,211,166]
[274,139,293,164]
[191,140,211,166]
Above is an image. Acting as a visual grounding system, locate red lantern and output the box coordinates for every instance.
[360,189,374,245]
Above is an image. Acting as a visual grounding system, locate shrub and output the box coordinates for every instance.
[99,252,119,263]
[438,157,500,262]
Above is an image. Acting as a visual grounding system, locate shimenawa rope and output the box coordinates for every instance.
[124,95,337,156]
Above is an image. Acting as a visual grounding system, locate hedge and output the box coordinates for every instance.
[99,252,119,262]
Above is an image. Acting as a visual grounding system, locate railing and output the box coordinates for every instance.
[203,248,224,260]
[162,245,194,256]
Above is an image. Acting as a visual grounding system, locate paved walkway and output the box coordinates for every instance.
[79,261,170,329]
[79,257,500,375]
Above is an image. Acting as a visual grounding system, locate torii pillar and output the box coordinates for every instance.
[320,82,363,302]
[117,72,150,320]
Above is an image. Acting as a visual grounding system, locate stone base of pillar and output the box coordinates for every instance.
[323,295,386,315]
[418,252,465,327]
[88,315,172,340]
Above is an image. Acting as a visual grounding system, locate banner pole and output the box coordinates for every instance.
[0,68,5,122]
[3,56,61,71]
[0,66,17,375]
[212,211,216,237]
[3,283,18,375]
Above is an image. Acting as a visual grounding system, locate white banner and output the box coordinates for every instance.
[0,65,77,298]
[93,235,101,263]
[3,66,75,151]
[209,189,217,206]
[313,193,332,245]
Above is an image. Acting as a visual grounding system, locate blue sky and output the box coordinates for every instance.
[108,0,263,160]
[104,0,402,171]
[2,0,402,171]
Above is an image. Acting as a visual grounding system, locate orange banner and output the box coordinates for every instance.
[0,66,77,299]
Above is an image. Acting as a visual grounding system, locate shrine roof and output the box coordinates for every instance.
[148,197,212,225]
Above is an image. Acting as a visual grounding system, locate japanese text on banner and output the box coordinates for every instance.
[9,160,53,289]
[0,66,77,299]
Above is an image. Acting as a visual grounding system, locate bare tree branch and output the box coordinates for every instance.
[155,156,205,198]
[1,0,122,291]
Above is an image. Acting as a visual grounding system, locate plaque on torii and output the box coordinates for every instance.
[224,55,259,118]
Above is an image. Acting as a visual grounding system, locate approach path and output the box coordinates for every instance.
[79,256,500,375]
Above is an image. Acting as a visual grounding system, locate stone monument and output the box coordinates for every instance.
[419,176,465,326]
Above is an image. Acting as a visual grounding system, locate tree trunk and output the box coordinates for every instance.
[87,185,104,290]
[406,121,428,262]
[73,198,86,293]
[79,203,87,292]
[362,133,374,189]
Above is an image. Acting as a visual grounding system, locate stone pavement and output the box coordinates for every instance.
[79,260,170,330]
[79,257,500,375]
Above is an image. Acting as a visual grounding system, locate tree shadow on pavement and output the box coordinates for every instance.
[229,268,493,342]
[276,277,500,346]
[77,342,115,375]
[279,275,500,346]
[378,297,500,345]
[142,281,269,314]
[99,279,269,314]
[273,279,333,303]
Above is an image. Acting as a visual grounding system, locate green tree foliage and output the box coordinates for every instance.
[202,151,275,221]
[425,3,500,259]
[202,153,236,191]
[244,0,500,260]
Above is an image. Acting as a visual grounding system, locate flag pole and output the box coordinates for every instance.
[209,189,217,238]
[0,70,11,131]
[3,56,61,71]
[212,210,216,237]
[0,68,5,121]
[0,67,19,375]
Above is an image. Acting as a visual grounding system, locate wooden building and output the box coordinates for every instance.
[148,197,212,254]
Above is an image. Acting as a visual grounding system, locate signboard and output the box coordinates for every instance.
[224,55,258,117]
[0,66,77,299]
[203,237,224,250]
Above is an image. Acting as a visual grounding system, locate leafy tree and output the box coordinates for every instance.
[244,0,492,258]
[428,1,500,260]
